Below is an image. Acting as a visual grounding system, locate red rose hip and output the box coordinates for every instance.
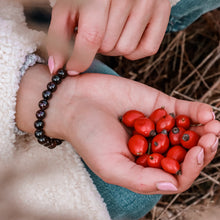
[136,154,149,167]
[156,113,175,133]
[147,153,164,168]
[161,157,181,175]
[128,135,148,156]
[166,145,187,163]
[134,117,156,137]
[169,126,186,145]
[180,130,200,149]
[175,114,191,130]
[151,133,170,154]
[122,110,145,127]
[149,107,167,124]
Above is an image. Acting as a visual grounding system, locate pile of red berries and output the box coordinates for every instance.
[121,107,200,175]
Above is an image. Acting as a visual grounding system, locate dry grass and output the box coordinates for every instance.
[103,9,220,220]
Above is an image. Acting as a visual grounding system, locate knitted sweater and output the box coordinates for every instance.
[0,0,180,219]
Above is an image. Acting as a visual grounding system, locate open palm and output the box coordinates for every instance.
[50,73,219,194]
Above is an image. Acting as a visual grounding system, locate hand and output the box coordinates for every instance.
[16,65,220,194]
[47,0,171,75]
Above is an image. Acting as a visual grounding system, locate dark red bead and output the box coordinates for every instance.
[36,110,46,120]
[48,139,58,149]
[52,75,62,84]
[35,129,44,138]
[43,137,52,147]
[57,69,67,79]
[39,99,49,110]
[38,136,47,145]
[47,82,57,92]
[42,90,52,100]
[54,138,63,145]
[34,120,44,129]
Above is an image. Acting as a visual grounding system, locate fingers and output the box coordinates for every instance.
[66,0,110,74]
[190,120,220,137]
[124,0,171,60]
[176,146,204,191]
[174,99,215,125]
[99,154,178,194]
[99,0,132,53]
[198,133,219,164]
[47,1,77,74]
[114,0,154,55]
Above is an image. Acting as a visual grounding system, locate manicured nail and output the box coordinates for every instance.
[212,111,215,120]
[212,138,219,152]
[68,70,79,75]
[156,182,178,191]
[197,148,204,165]
[48,56,54,74]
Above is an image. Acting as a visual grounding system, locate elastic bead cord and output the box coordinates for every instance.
[34,68,67,149]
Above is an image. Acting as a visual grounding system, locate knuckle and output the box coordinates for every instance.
[100,43,114,53]
[81,29,103,47]
[116,44,136,55]
[143,44,159,56]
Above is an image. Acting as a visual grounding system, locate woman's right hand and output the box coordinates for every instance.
[16,65,220,194]
[47,0,171,75]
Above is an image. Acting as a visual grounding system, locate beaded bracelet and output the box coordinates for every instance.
[34,68,67,149]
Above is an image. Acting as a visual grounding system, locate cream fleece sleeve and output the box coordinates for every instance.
[49,0,181,7]
[0,0,45,161]
[0,2,111,219]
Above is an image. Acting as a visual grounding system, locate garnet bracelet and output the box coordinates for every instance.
[34,68,67,149]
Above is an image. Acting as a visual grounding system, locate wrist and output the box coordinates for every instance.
[15,64,75,140]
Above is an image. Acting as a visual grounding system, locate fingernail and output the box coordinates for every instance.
[48,56,54,74]
[156,182,178,191]
[212,138,219,152]
[68,70,79,75]
[212,111,215,120]
[197,148,204,165]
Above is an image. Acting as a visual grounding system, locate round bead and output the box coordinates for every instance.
[36,110,46,120]
[34,69,67,149]
[48,139,58,149]
[35,129,45,138]
[34,120,44,129]
[43,137,52,147]
[38,136,48,145]
[52,75,62,84]
[42,90,52,100]
[57,69,67,79]
[39,99,49,110]
[54,138,63,145]
[47,81,57,92]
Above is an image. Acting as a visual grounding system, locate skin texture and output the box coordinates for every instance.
[16,64,220,194]
[47,0,171,74]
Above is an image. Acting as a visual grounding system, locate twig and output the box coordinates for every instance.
[178,32,185,82]
[170,45,220,96]
[199,77,220,102]
[169,192,211,220]
[200,171,220,185]
[156,194,181,220]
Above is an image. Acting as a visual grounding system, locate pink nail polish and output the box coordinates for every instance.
[68,70,79,75]
[156,182,178,191]
[212,138,219,152]
[48,56,54,74]
[197,148,204,165]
